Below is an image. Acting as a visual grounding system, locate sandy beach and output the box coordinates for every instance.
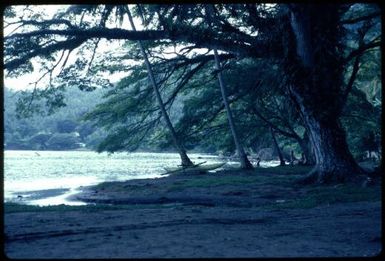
[4,168,382,258]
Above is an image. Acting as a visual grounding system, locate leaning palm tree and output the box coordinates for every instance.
[212,48,253,169]
[127,7,193,167]
[205,5,253,169]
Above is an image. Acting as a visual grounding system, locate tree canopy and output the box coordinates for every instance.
[3,3,381,183]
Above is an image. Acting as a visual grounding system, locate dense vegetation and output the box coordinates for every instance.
[4,86,108,150]
[5,55,381,161]
[3,4,381,183]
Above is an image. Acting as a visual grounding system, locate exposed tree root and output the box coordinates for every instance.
[296,164,367,185]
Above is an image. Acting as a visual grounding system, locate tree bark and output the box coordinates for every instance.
[286,4,365,183]
[127,8,193,167]
[270,127,285,166]
[204,4,252,170]
[213,48,253,169]
[297,130,315,166]
[293,94,364,183]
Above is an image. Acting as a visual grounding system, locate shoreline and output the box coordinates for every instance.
[6,162,379,207]
[6,188,87,207]
[4,159,280,207]
[4,166,382,258]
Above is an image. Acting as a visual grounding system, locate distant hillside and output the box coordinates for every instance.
[4,86,108,150]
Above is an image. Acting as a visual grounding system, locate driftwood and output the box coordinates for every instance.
[161,161,207,176]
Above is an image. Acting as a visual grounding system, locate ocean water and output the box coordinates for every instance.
[3,150,279,206]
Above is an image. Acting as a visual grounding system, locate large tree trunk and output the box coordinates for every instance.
[286,4,365,183]
[291,88,364,183]
[127,8,193,167]
[213,49,253,169]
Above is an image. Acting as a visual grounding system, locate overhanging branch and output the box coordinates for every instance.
[5,37,87,71]
[344,40,381,63]
[341,11,381,24]
[6,28,166,41]
[5,23,277,73]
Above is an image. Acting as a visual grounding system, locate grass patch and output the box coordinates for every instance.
[93,166,311,193]
[167,175,261,191]
[223,165,312,175]
[264,183,381,210]
[167,173,299,191]
[258,165,313,175]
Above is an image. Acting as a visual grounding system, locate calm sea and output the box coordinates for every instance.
[3,150,279,206]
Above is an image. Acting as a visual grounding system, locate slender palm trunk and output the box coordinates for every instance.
[270,127,285,166]
[127,8,193,167]
[213,49,253,169]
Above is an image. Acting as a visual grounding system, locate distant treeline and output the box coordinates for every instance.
[4,79,381,163]
[4,86,108,151]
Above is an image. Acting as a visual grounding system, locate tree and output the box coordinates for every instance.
[205,5,252,169]
[28,132,52,149]
[4,4,380,183]
[270,127,285,166]
[360,131,379,160]
[3,86,107,150]
[126,7,193,167]
[46,133,80,150]
[282,4,380,183]
[56,119,77,133]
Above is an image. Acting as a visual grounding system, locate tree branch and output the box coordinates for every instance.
[344,40,381,63]
[164,61,208,107]
[5,23,277,73]
[6,28,166,41]
[251,106,300,140]
[341,11,381,24]
[341,56,361,110]
[5,37,88,71]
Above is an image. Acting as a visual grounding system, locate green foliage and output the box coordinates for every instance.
[4,86,108,150]
[46,133,80,150]
[4,4,381,163]
[267,184,381,209]
[360,131,378,151]
[56,119,78,133]
[82,68,163,152]
[14,86,67,118]
[27,133,52,149]
[4,6,17,18]
[342,86,381,159]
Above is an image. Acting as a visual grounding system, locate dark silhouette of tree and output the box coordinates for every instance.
[4,4,381,182]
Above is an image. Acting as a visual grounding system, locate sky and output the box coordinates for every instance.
[4,5,65,90]
[3,5,140,91]
[3,5,216,91]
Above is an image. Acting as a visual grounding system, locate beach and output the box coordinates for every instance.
[4,167,382,258]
